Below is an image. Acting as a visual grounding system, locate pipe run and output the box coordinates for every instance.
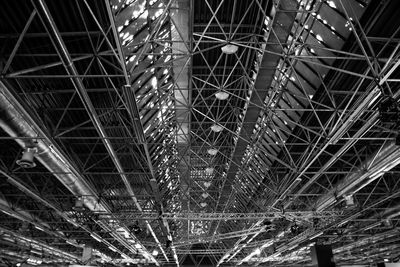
[316,140,400,211]
[1,168,125,264]
[0,226,80,262]
[0,83,148,262]
[0,196,72,244]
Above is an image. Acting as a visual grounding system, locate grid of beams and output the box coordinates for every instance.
[1,0,400,266]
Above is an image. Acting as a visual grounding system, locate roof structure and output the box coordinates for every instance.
[0,0,400,266]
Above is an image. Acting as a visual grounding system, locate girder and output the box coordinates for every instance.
[98,211,341,221]
[1,0,400,266]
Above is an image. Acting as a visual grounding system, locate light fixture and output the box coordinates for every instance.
[152,250,159,256]
[211,123,223,132]
[73,197,85,211]
[215,90,229,100]
[16,147,37,168]
[200,202,207,208]
[204,181,211,188]
[207,147,218,156]
[221,43,238,54]
[201,193,209,199]
[344,195,355,207]
[205,167,214,175]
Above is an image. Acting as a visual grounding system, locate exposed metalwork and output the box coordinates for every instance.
[1,0,400,266]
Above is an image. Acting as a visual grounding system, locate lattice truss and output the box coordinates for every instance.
[0,0,400,266]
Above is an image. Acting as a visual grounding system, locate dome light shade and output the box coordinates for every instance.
[211,123,223,132]
[204,181,211,188]
[202,193,209,199]
[73,197,85,211]
[205,167,214,175]
[215,90,229,100]
[16,147,37,168]
[344,195,355,207]
[200,202,207,207]
[207,148,218,155]
[221,44,238,54]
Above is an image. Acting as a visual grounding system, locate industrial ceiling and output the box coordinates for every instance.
[0,0,400,266]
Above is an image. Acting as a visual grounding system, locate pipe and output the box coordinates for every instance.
[260,197,400,265]
[1,246,70,265]
[0,83,144,260]
[316,141,400,211]
[334,228,400,254]
[0,83,99,210]
[1,169,128,265]
[284,111,379,209]
[30,0,137,210]
[372,203,400,220]
[0,196,71,243]
[3,169,86,231]
[0,226,80,262]
[30,0,160,263]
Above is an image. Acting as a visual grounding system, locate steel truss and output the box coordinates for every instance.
[1,0,400,266]
[98,210,341,221]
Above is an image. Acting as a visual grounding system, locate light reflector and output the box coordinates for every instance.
[221,44,238,54]
[207,148,218,155]
[211,124,223,132]
[205,167,214,175]
[215,90,229,100]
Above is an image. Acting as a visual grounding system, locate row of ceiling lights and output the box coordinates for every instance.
[206,43,239,156]
[198,43,239,209]
[11,41,241,259]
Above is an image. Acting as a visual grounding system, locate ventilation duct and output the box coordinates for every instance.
[0,81,152,262]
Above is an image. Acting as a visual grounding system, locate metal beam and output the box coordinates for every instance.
[31,0,160,264]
